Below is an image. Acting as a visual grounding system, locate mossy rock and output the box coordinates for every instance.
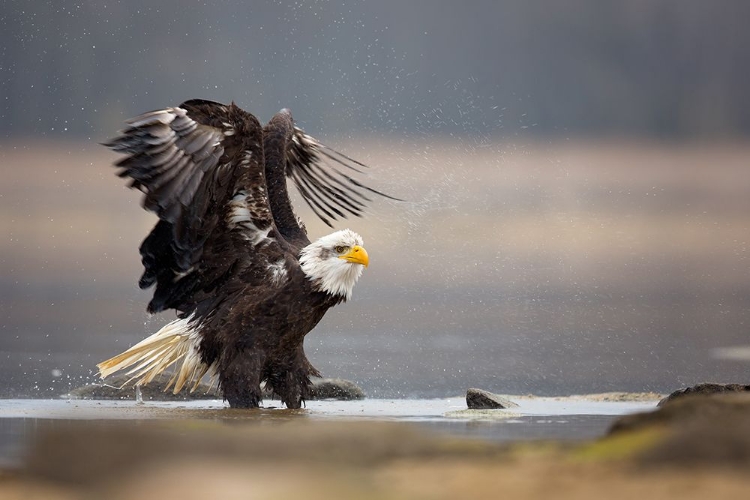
[606,391,750,467]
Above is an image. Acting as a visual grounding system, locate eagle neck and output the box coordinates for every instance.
[263,113,305,245]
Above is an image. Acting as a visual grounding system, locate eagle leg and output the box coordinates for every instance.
[219,351,263,409]
[269,368,313,410]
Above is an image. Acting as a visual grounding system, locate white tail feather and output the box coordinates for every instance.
[97,316,218,394]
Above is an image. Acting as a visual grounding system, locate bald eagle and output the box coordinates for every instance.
[97,99,393,408]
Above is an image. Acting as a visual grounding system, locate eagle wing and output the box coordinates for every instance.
[104,100,279,314]
[105,106,225,225]
[259,109,399,249]
[285,127,400,228]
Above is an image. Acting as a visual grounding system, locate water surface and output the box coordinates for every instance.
[0,396,657,466]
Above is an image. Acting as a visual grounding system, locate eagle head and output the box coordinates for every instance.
[299,229,369,300]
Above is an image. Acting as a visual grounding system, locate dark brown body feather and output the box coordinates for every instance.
[104,99,383,408]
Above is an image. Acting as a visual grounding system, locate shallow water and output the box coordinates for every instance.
[4,143,750,401]
[0,396,657,466]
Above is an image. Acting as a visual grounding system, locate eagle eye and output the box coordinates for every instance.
[334,245,348,254]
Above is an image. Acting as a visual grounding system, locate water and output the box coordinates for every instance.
[3,143,750,399]
[0,396,657,466]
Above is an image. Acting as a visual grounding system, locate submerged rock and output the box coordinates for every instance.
[66,376,365,402]
[261,378,364,400]
[466,388,518,409]
[657,382,750,407]
[66,375,219,401]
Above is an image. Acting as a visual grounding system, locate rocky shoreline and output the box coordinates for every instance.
[1,383,749,499]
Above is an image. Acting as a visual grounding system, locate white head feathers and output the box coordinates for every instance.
[299,229,366,300]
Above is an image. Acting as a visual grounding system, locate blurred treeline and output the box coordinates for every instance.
[1,0,748,140]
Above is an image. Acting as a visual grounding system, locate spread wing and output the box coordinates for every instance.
[285,127,400,228]
[260,109,400,249]
[104,100,280,314]
[105,106,225,225]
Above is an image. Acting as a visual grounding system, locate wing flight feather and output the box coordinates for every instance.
[286,128,399,227]
[104,101,274,314]
[104,107,226,224]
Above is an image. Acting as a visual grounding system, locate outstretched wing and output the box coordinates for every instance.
[260,109,399,249]
[285,126,400,228]
[104,100,279,314]
[105,106,225,225]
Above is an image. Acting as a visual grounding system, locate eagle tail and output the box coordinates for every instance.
[96,316,217,394]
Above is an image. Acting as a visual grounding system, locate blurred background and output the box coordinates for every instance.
[1,0,749,398]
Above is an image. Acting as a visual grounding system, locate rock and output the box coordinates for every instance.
[67,376,365,401]
[65,375,219,401]
[261,377,365,400]
[309,378,365,400]
[606,392,750,467]
[466,388,518,409]
[657,382,750,406]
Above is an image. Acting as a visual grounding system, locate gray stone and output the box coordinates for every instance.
[65,375,219,401]
[658,383,750,407]
[310,378,365,400]
[466,388,518,409]
[261,377,365,400]
[67,375,365,401]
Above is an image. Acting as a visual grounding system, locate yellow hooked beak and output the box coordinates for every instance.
[339,245,369,268]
